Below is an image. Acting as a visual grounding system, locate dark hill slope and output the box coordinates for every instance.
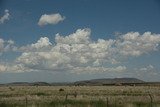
[74,78,144,86]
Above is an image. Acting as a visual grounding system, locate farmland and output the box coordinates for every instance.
[0,85,160,107]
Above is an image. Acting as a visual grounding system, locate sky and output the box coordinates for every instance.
[0,0,160,83]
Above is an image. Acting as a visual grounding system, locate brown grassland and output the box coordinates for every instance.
[0,85,160,107]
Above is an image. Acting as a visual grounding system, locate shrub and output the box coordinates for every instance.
[59,88,64,92]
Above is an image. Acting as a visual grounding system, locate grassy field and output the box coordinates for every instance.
[0,85,160,107]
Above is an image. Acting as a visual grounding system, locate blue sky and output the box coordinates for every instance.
[0,0,160,83]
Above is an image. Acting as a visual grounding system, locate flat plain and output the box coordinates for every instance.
[0,85,160,107]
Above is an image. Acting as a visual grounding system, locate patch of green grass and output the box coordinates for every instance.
[33,92,48,96]
[0,103,22,107]
[0,103,8,107]
[49,99,108,107]
[90,99,106,107]
[49,100,88,107]
[133,102,159,107]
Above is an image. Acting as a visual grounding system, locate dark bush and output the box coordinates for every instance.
[59,88,64,92]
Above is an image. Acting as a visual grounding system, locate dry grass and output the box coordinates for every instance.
[0,85,160,106]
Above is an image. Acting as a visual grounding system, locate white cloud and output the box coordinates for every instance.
[0,38,16,55]
[0,63,29,73]
[0,9,10,24]
[19,37,52,52]
[140,65,154,71]
[38,13,65,26]
[1,29,125,73]
[1,28,160,73]
[135,64,158,79]
[0,38,4,52]
[71,66,126,74]
[55,28,91,44]
[31,37,52,48]
[0,64,6,72]
[116,32,160,56]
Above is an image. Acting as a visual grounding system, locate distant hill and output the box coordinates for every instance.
[0,82,50,86]
[5,82,30,86]
[31,82,51,86]
[3,78,160,86]
[74,78,145,86]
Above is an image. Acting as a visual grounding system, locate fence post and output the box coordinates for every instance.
[25,96,28,107]
[65,94,68,101]
[65,94,68,107]
[106,97,109,107]
[148,94,153,107]
[114,97,116,107]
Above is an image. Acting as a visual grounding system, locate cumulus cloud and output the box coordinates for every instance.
[0,38,16,55]
[19,37,52,52]
[1,28,160,73]
[134,64,158,78]
[38,13,65,26]
[140,65,154,71]
[55,28,91,44]
[0,63,29,73]
[0,39,4,52]
[71,66,126,74]
[0,9,10,24]
[117,32,160,56]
